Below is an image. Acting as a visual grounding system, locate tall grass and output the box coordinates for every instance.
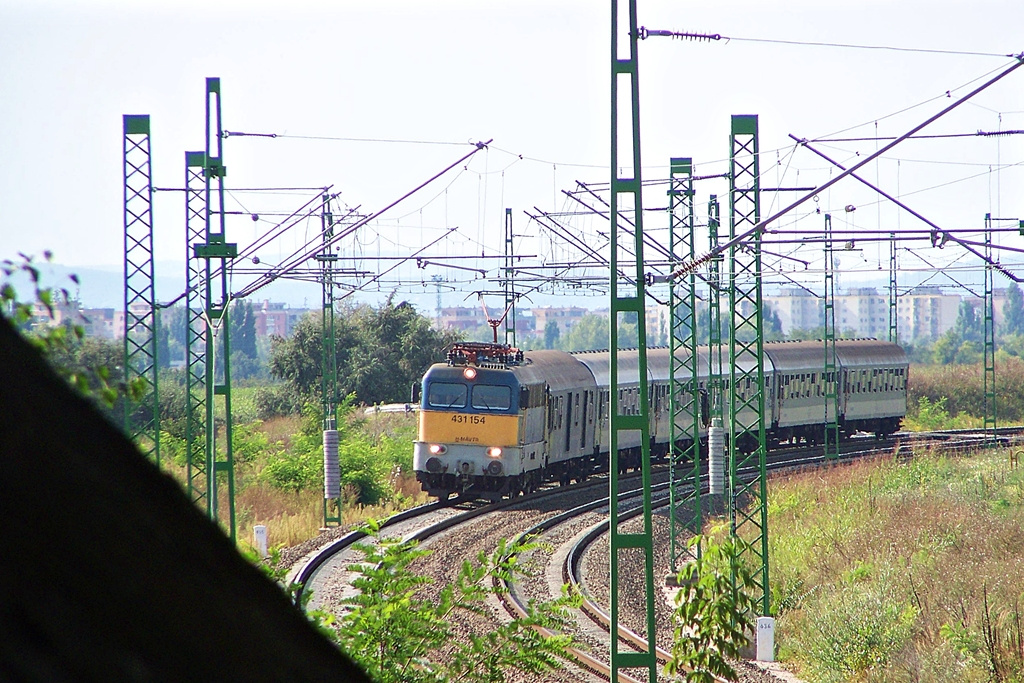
[909,357,1024,422]
[156,409,427,549]
[767,446,1024,682]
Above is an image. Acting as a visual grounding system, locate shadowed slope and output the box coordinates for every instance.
[0,318,369,682]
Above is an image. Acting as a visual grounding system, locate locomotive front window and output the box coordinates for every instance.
[427,382,467,408]
[472,384,512,410]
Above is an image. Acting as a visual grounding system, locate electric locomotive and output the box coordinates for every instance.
[414,338,908,501]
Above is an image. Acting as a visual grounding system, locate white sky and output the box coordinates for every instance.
[2,0,1023,309]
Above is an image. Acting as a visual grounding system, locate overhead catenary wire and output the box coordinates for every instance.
[638,28,1017,60]
[232,141,492,300]
[667,54,1024,281]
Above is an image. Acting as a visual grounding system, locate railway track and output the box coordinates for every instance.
[286,428,1022,682]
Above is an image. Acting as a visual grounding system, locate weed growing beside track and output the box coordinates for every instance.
[767,444,1024,682]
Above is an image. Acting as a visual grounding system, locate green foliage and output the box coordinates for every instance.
[665,528,757,683]
[258,400,407,504]
[799,583,917,682]
[908,359,1024,424]
[763,303,784,341]
[331,521,579,683]
[558,313,608,352]
[543,319,560,349]
[270,296,461,406]
[1,253,139,411]
[1003,282,1024,336]
[769,446,1024,682]
[907,396,954,431]
[251,383,301,420]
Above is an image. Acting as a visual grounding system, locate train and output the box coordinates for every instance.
[412,338,908,501]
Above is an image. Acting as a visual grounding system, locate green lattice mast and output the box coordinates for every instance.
[668,157,702,573]
[194,77,238,542]
[122,114,160,466]
[727,114,770,615]
[185,150,208,511]
[983,213,996,445]
[609,1,657,678]
[823,213,840,459]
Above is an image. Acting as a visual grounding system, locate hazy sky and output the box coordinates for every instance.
[2,0,1023,308]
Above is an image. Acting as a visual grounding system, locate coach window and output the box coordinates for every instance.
[574,393,580,426]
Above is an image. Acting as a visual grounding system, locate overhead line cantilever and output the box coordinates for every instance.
[233,141,491,299]
[668,54,1024,280]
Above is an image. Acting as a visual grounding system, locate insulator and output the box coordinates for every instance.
[323,429,340,499]
[708,421,726,496]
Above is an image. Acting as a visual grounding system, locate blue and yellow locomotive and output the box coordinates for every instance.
[414,339,908,501]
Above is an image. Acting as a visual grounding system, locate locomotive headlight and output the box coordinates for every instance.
[429,443,447,455]
[486,447,502,458]
[463,367,477,380]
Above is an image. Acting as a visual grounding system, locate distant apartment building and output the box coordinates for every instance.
[436,306,488,331]
[435,305,535,337]
[531,306,589,336]
[836,288,889,339]
[80,307,116,339]
[254,300,312,338]
[764,288,821,335]
[896,286,961,341]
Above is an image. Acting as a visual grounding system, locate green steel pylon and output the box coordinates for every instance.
[983,213,997,445]
[823,213,840,459]
[888,230,898,344]
[194,77,238,542]
[727,114,770,616]
[185,150,208,512]
[122,114,160,467]
[609,1,657,679]
[320,191,342,526]
[504,208,517,347]
[668,157,703,574]
[708,195,724,425]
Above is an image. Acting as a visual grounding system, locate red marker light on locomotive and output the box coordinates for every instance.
[429,444,447,455]
[463,367,477,380]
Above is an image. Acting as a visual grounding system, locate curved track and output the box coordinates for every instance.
[290,429,1021,681]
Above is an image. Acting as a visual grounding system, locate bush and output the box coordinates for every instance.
[799,582,917,681]
[252,384,301,420]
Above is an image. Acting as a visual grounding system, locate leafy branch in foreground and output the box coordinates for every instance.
[666,528,758,683]
[1,252,143,409]
[329,519,580,683]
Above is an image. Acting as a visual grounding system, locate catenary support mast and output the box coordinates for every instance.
[984,213,997,445]
[823,213,840,459]
[320,192,342,525]
[668,157,703,573]
[194,78,238,542]
[122,114,160,466]
[609,1,658,678]
[185,151,209,510]
[727,114,770,615]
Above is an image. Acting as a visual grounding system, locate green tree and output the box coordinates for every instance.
[666,530,758,682]
[158,304,188,366]
[933,300,982,364]
[763,303,784,341]
[560,313,608,352]
[230,300,258,359]
[334,522,579,683]
[1003,282,1024,336]
[2,253,142,411]
[543,319,560,349]
[270,297,460,406]
[953,300,982,343]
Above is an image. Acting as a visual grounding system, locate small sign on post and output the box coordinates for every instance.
[756,616,775,662]
[253,525,268,558]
